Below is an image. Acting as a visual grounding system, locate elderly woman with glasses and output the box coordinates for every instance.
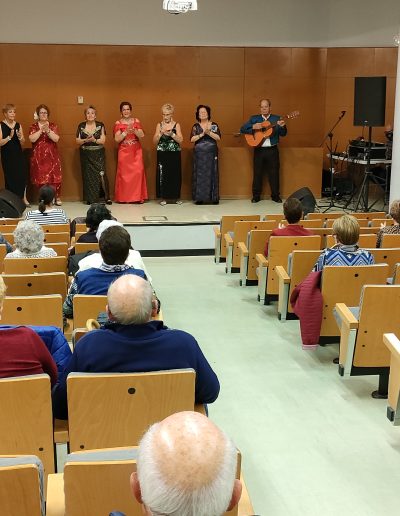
[5,220,57,259]
[29,104,63,205]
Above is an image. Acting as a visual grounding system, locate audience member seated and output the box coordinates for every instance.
[265,197,313,255]
[0,232,13,253]
[5,220,57,259]
[25,185,69,225]
[313,214,374,271]
[77,203,112,243]
[53,275,219,419]
[77,219,151,280]
[130,411,241,516]
[0,276,58,385]
[62,225,146,319]
[376,199,400,247]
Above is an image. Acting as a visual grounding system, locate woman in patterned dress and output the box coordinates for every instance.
[76,105,111,205]
[28,104,62,205]
[153,103,183,205]
[190,104,221,205]
[113,102,148,203]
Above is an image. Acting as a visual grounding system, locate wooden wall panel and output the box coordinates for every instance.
[0,44,396,201]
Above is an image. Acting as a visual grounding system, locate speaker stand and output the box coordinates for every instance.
[353,126,381,213]
[317,111,347,212]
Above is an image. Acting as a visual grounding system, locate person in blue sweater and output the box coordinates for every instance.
[62,224,146,318]
[240,98,287,203]
[53,275,220,419]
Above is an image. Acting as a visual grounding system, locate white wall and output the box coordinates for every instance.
[1,0,399,47]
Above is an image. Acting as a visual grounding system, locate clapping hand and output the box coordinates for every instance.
[16,128,22,140]
[380,222,386,229]
[41,122,50,133]
[9,128,15,139]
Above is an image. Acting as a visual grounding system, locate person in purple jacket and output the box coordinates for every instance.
[53,275,220,419]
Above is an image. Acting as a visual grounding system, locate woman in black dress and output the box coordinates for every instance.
[76,105,111,205]
[190,104,221,205]
[153,103,183,205]
[0,103,29,206]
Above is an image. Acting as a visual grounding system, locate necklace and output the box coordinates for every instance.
[3,119,15,129]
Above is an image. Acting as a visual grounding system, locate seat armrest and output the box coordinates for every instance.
[238,242,248,256]
[46,473,65,516]
[213,226,221,237]
[224,233,233,246]
[256,253,268,267]
[335,303,359,329]
[275,265,290,283]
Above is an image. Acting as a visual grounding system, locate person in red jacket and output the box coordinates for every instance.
[0,276,57,385]
[264,197,313,255]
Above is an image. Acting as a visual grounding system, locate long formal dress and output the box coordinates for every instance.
[191,122,221,203]
[76,121,110,203]
[29,122,62,194]
[156,122,181,200]
[113,119,148,203]
[0,121,27,198]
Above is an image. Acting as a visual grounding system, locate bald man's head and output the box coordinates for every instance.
[131,411,242,515]
[107,275,153,325]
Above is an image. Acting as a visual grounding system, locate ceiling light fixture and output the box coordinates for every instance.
[163,0,198,15]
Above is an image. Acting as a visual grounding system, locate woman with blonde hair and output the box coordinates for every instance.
[153,103,183,205]
[313,214,374,271]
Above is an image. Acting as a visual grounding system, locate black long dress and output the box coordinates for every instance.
[76,121,110,204]
[191,122,221,203]
[156,123,182,200]
[0,121,27,198]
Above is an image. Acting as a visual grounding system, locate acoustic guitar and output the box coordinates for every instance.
[244,110,300,147]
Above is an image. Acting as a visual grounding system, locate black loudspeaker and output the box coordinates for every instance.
[288,187,316,217]
[0,189,26,218]
[354,76,386,127]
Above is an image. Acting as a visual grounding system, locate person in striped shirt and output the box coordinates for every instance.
[25,185,69,225]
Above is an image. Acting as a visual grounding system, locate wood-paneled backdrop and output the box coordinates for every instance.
[0,45,397,201]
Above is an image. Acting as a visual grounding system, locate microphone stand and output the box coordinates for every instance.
[318,111,347,212]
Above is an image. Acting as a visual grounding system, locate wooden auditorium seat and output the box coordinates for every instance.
[2,272,67,300]
[335,285,400,397]
[325,233,377,248]
[263,213,284,222]
[46,447,254,516]
[42,232,70,244]
[383,333,400,425]
[67,370,196,451]
[320,264,389,340]
[1,294,63,328]
[74,241,99,253]
[41,223,70,234]
[275,249,322,321]
[381,234,400,248]
[370,218,394,227]
[48,241,69,257]
[0,217,22,226]
[225,220,277,273]
[392,263,400,284]
[0,456,44,516]
[0,243,7,272]
[214,214,260,263]
[256,235,321,304]
[239,229,272,286]
[3,256,67,274]
[306,212,343,222]
[367,249,400,279]
[72,294,108,329]
[0,375,55,481]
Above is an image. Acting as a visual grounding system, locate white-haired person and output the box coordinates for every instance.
[0,276,58,385]
[130,411,241,516]
[376,199,400,248]
[5,220,57,259]
[53,276,219,420]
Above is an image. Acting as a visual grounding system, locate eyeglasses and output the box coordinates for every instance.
[39,111,48,115]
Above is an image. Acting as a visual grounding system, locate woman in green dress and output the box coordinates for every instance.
[153,103,183,205]
[76,105,111,205]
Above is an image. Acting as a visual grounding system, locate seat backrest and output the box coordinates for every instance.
[370,218,394,227]
[393,263,400,285]
[2,272,67,300]
[75,242,99,253]
[72,294,108,328]
[287,250,322,313]
[354,211,386,221]
[353,285,400,368]
[304,227,332,248]
[42,232,70,244]
[220,215,260,259]
[64,447,141,516]
[0,243,7,273]
[263,213,284,222]
[48,241,69,257]
[41,223,70,234]
[0,456,44,516]
[232,220,278,267]
[366,249,400,277]
[320,264,389,337]
[3,256,67,274]
[1,295,63,327]
[0,218,22,226]
[307,212,342,221]
[246,229,272,280]
[67,370,196,451]
[267,235,321,295]
[381,234,400,248]
[0,375,55,479]
[74,223,88,233]
[326,234,377,248]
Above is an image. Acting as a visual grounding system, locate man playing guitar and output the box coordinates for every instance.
[240,98,287,203]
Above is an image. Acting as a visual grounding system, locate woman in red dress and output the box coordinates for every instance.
[28,104,62,205]
[114,101,148,203]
